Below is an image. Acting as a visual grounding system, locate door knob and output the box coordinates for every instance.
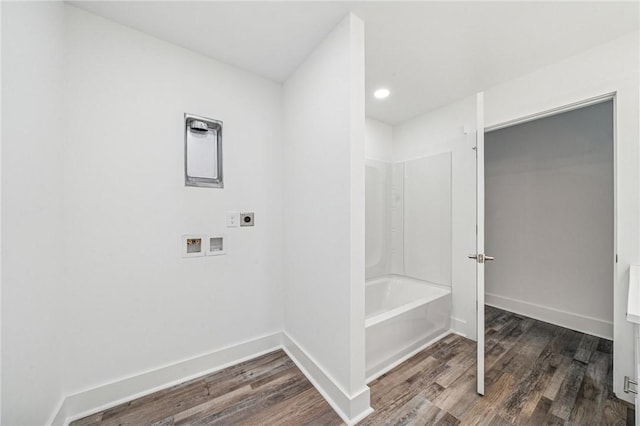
[468,254,494,263]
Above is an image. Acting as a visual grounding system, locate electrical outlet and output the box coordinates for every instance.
[240,212,254,226]
[240,212,254,227]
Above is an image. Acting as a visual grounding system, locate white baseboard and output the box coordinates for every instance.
[50,331,373,426]
[51,332,282,426]
[485,293,613,340]
[281,333,373,425]
[450,317,468,338]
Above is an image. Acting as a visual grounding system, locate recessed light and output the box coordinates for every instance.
[374,88,390,99]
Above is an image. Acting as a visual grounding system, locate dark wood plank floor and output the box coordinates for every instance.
[362,306,634,426]
[70,350,342,426]
[73,306,635,426]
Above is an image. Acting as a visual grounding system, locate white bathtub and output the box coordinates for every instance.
[365,275,451,381]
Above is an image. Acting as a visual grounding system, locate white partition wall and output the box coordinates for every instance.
[283,13,371,423]
[2,3,66,425]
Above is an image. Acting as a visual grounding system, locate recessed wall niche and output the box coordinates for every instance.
[185,113,223,188]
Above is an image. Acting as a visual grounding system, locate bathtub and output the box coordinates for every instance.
[365,275,451,381]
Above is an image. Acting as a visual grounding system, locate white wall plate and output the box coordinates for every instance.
[182,234,205,257]
[206,235,226,256]
[226,211,240,227]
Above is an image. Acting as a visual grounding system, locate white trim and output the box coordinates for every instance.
[485,293,613,340]
[365,330,452,383]
[476,91,486,396]
[450,317,468,338]
[350,405,375,425]
[627,265,640,324]
[51,332,282,426]
[281,333,372,425]
[485,92,615,133]
[50,331,375,426]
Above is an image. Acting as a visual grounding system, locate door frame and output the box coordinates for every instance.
[475,92,486,395]
[478,92,617,395]
[484,92,616,132]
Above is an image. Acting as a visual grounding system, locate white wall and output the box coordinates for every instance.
[365,118,392,162]
[484,31,639,404]
[485,101,614,338]
[393,96,478,338]
[61,3,284,400]
[1,2,65,424]
[283,13,370,420]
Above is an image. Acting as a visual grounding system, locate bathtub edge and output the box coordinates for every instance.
[366,329,452,384]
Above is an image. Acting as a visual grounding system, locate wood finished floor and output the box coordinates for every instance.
[73,307,635,426]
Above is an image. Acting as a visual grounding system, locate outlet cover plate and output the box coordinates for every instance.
[240,212,254,227]
[226,211,239,227]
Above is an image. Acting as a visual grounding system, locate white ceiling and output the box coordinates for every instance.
[69,1,639,125]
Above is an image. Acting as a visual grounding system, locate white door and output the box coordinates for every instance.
[469,92,492,395]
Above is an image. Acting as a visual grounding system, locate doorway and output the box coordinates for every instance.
[476,96,615,395]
